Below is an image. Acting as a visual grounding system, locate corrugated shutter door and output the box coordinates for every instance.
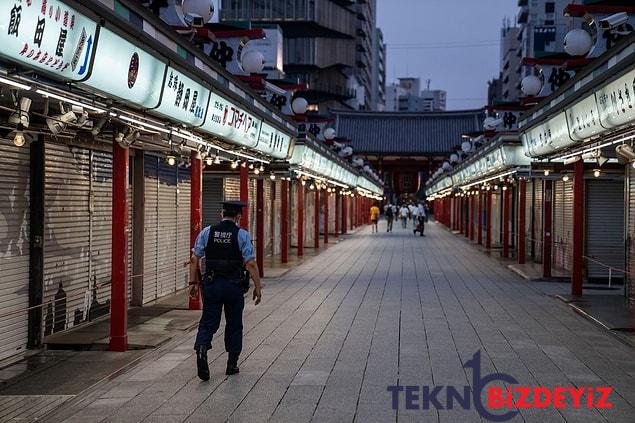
[143,156,159,303]
[329,193,336,235]
[586,179,625,281]
[44,143,115,335]
[0,141,30,361]
[553,180,574,271]
[157,161,178,298]
[533,180,543,262]
[491,192,501,247]
[264,180,273,256]
[305,189,315,246]
[90,150,113,318]
[627,166,635,304]
[224,177,240,201]
[177,167,191,291]
[203,176,223,228]
[290,183,297,247]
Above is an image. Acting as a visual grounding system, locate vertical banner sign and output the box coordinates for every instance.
[201,92,261,148]
[0,0,97,80]
[83,28,167,109]
[154,66,210,127]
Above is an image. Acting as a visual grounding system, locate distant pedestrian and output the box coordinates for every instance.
[399,205,409,228]
[370,203,380,233]
[413,203,427,236]
[385,204,394,232]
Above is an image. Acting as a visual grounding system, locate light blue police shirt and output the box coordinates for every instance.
[192,221,256,263]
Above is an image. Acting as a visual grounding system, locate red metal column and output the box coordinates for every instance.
[297,182,304,256]
[518,179,527,264]
[240,165,249,229]
[469,195,475,240]
[109,142,129,352]
[189,151,202,310]
[543,180,553,278]
[459,197,464,234]
[314,189,320,249]
[281,179,289,263]
[572,161,584,296]
[342,195,348,234]
[485,190,492,249]
[502,187,510,258]
[324,190,329,244]
[477,192,483,245]
[256,178,264,277]
[334,192,340,236]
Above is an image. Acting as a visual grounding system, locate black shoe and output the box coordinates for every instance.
[226,352,240,375]
[195,345,210,381]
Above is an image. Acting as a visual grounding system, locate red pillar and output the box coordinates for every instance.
[256,178,264,277]
[189,151,202,310]
[477,192,483,245]
[281,179,289,263]
[502,187,510,258]
[518,179,527,264]
[543,180,553,278]
[297,182,304,256]
[572,161,584,296]
[485,190,492,249]
[324,190,329,244]
[109,142,128,352]
[314,189,320,249]
[239,165,249,229]
[469,195,475,241]
[460,196,465,234]
[334,192,340,236]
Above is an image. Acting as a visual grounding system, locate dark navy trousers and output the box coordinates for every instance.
[194,276,245,353]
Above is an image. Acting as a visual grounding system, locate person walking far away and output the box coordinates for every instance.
[370,203,380,233]
[413,202,427,236]
[384,203,394,232]
[189,200,262,381]
[399,204,409,228]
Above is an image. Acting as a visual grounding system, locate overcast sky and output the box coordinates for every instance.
[377,0,519,110]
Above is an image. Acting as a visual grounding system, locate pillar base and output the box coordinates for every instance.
[109,335,128,352]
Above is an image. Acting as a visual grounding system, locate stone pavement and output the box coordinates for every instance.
[40,222,635,423]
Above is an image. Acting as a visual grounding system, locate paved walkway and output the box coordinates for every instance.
[43,222,635,423]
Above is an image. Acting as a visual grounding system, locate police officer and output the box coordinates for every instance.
[189,200,262,381]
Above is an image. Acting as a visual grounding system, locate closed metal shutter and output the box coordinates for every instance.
[224,177,240,201]
[533,180,543,262]
[176,167,191,291]
[203,176,223,228]
[143,156,159,303]
[0,141,30,361]
[43,143,112,336]
[305,189,315,246]
[553,180,574,271]
[586,179,625,282]
[157,161,177,298]
[290,182,298,247]
[328,193,336,235]
[627,166,635,304]
[264,180,273,256]
[491,192,501,247]
[248,179,257,235]
[272,180,281,255]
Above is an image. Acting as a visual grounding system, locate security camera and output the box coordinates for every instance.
[8,97,32,128]
[184,13,205,28]
[616,144,635,162]
[599,12,629,31]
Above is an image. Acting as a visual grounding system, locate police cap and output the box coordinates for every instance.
[221,200,246,213]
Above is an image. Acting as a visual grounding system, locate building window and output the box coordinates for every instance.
[545,2,555,13]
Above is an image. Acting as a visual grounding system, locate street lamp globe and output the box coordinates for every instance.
[182,0,214,23]
[291,97,308,115]
[564,29,593,57]
[241,50,265,74]
[324,127,336,140]
[521,75,542,96]
[461,141,472,153]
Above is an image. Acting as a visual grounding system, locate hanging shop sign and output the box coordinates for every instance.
[1,0,97,80]
[201,92,261,148]
[451,144,529,186]
[595,67,635,130]
[255,121,293,159]
[521,112,573,157]
[153,66,210,127]
[82,27,166,109]
[565,93,603,141]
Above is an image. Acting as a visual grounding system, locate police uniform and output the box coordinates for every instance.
[192,201,255,380]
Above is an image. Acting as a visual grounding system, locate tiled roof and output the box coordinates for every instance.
[334,109,485,155]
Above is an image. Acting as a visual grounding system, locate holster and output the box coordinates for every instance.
[202,270,215,285]
[240,268,250,293]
